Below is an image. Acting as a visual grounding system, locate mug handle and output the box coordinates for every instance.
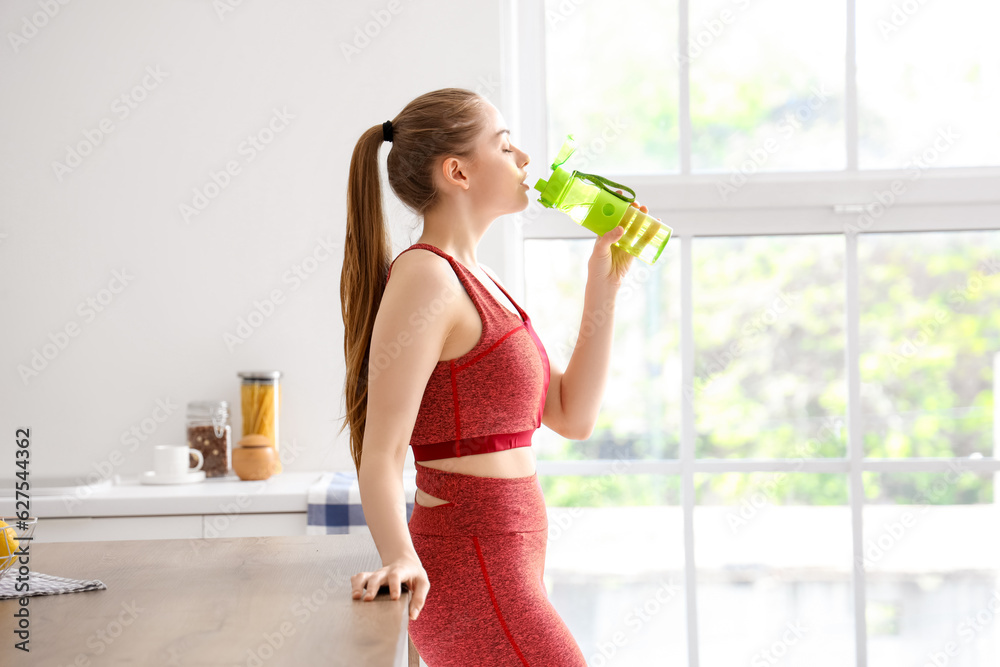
[188,449,204,472]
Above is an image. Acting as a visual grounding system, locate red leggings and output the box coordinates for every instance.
[407,462,587,666]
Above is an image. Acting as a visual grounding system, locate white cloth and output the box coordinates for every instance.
[0,570,106,599]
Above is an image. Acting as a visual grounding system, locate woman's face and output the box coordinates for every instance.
[465,104,532,218]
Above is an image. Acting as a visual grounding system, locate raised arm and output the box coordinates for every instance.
[482,196,642,442]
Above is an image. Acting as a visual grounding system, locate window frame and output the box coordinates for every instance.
[499,1,1000,665]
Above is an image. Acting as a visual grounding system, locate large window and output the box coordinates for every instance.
[543,0,1000,173]
[856,0,1000,169]
[524,233,999,665]
[505,0,1000,664]
[859,231,1000,461]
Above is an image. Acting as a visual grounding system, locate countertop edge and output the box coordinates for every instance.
[0,471,328,518]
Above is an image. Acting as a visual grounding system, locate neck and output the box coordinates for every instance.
[418,199,495,269]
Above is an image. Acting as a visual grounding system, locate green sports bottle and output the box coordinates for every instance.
[533,134,672,265]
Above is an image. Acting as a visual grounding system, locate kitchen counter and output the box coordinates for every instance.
[0,534,417,666]
[0,471,325,518]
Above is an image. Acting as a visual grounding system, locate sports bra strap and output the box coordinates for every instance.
[387,243,454,281]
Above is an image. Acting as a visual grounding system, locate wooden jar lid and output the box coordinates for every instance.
[237,434,272,448]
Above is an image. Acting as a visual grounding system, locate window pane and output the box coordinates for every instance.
[693,235,847,458]
[543,0,680,172]
[525,238,682,459]
[695,473,854,666]
[689,0,845,173]
[862,472,999,666]
[543,475,686,665]
[857,0,1000,169]
[859,231,1000,457]
[864,471,994,506]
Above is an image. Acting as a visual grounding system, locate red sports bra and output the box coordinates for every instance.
[385,243,550,462]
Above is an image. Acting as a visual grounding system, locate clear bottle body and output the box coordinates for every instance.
[533,143,673,264]
[613,206,672,264]
[561,198,672,265]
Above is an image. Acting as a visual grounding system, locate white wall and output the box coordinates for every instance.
[0,0,513,481]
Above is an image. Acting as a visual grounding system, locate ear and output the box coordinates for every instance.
[440,156,471,191]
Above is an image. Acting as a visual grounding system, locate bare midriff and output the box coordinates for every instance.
[415,448,537,507]
[413,259,539,508]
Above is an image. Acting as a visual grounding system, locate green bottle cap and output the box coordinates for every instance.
[528,133,672,265]
[533,135,578,208]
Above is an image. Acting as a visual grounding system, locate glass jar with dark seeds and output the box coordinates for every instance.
[185,400,232,478]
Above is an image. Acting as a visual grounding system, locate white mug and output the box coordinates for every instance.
[153,445,203,477]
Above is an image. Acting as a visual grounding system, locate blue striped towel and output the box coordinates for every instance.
[306,469,417,535]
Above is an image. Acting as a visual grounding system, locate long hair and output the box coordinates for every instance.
[340,88,487,475]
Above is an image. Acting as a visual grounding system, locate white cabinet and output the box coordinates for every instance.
[5,471,321,543]
[32,513,309,543]
[33,515,204,543]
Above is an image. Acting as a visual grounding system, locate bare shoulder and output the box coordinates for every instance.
[386,248,461,297]
[383,248,462,318]
[364,248,461,461]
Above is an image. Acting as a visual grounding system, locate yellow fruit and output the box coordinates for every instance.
[0,519,19,571]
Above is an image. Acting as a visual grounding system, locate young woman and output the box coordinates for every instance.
[340,87,647,665]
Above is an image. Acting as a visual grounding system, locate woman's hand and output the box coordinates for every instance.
[351,554,429,621]
[587,190,656,289]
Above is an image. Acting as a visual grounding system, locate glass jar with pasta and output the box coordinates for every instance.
[237,371,283,474]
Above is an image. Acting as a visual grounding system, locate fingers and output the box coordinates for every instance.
[387,572,402,600]
[353,570,384,600]
[352,569,423,619]
[351,572,369,599]
[365,574,382,600]
[409,577,429,621]
[597,225,625,248]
